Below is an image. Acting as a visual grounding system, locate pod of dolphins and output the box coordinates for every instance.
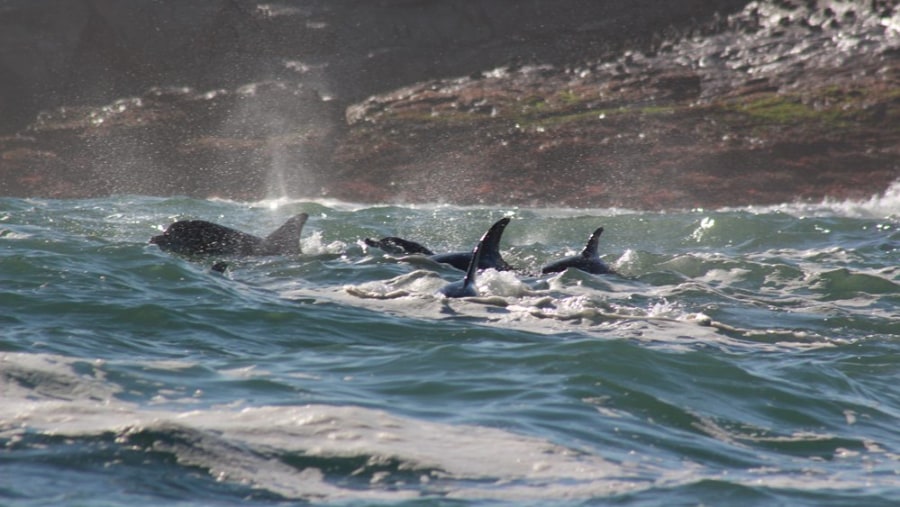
[149,214,613,298]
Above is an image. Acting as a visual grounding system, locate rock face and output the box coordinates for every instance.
[1,0,898,208]
[330,0,900,209]
[0,0,749,134]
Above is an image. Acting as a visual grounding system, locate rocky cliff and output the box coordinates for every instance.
[1,0,898,208]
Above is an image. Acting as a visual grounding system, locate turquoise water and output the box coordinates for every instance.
[1,190,898,506]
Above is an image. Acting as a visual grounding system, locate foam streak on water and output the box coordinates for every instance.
[0,189,898,505]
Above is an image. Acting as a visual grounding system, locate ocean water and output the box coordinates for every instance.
[1,187,898,506]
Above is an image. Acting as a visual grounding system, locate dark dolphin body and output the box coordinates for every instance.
[541,226,612,275]
[438,222,487,298]
[363,237,434,256]
[150,213,309,256]
[365,217,513,272]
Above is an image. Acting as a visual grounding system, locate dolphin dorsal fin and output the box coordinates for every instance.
[581,227,604,258]
[262,213,308,255]
[479,217,511,267]
[462,233,485,292]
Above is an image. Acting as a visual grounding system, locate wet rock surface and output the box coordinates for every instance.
[1,0,898,209]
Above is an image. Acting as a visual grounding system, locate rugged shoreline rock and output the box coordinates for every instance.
[1,0,898,209]
[326,1,899,209]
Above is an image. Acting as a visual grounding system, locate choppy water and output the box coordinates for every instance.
[1,186,898,506]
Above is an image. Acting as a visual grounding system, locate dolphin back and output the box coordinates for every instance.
[364,237,434,256]
[150,220,262,256]
[429,252,474,271]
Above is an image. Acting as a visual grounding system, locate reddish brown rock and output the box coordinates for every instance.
[325,1,900,209]
[1,0,898,209]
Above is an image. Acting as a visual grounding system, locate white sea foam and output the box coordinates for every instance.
[210,177,900,222]
[332,270,839,353]
[300,229,347,255]
[740,179,900,220]
[0,229,34,240]
[3,351,895,501]
[0,352,642,502]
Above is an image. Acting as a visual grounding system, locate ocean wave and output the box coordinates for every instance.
[0,352,641,502]
[2,196,897,505]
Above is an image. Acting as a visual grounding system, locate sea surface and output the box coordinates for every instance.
[1,187,898,506]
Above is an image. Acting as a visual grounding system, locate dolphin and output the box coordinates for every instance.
[540,226,612,275]
[437,222,487,298]
[150,213,309,256]
[431,217,512,271]
[365,217,513,272]
[363,237,434,256]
